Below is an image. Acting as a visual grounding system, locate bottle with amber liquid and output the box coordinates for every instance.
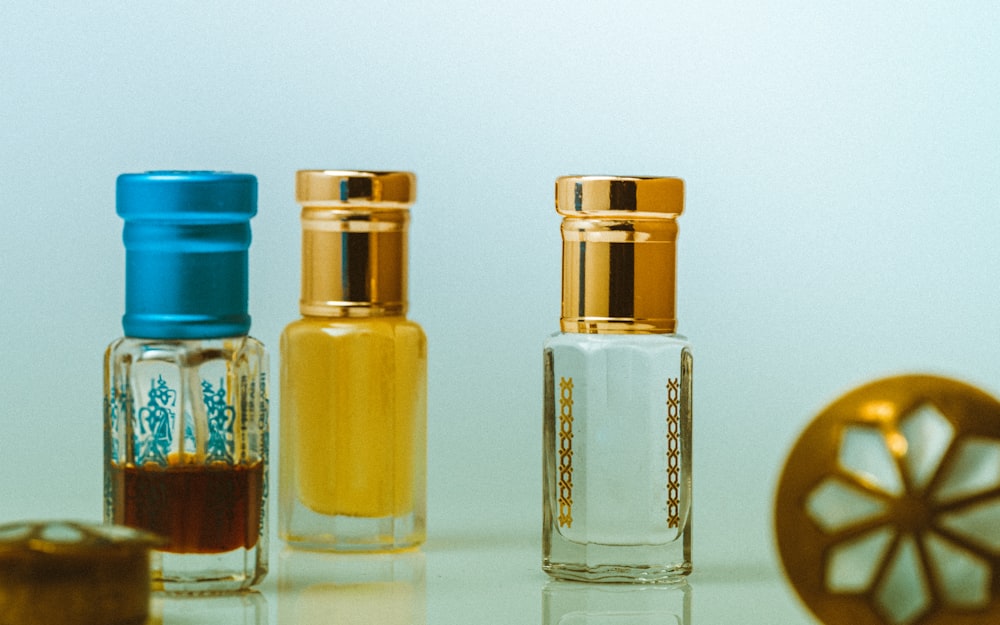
[543,176,693,582]
[104,171,269,592]
[280,170,426,551]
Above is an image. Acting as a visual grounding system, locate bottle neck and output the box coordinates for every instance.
[560,217,678,334]
[299,207,409,318]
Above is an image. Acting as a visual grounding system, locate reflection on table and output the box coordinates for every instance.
[543,579,691,625]
[278,547,426,625]
[151,590,267,625]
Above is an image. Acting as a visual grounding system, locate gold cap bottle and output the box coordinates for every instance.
[281,169,427,551]
[544,175,692,583]
[295,170,415,317]
[556,175,684,334]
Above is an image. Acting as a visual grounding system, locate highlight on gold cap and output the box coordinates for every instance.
[296,170,416,206]
[555,175,684,217]
[775,374,1000,625]
[0,521,160,625]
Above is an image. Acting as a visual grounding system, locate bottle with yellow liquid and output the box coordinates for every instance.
[280,170,427,551]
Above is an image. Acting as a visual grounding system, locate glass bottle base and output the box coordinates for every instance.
[543,522,691,584]
[281,500,424,552]
[154,547,267,593]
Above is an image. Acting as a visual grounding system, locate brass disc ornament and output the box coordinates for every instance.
[775,375,1000,625]
[0,521,159,625]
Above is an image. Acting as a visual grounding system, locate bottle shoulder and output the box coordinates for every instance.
[544,331,691,350]
[106,335,266,362]
[281,316,425,342]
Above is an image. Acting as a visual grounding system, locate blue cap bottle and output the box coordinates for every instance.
[116,171,257,339]
[106,170,269,591]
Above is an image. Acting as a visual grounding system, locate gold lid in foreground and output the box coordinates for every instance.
[556,175,684,333]
[775,375,1000,625]
[296,170,415,317]
[0,521,159,625]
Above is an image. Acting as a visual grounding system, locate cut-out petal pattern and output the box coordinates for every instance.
[839,426,904,496]
[874,535,931,625]
[933,437,1000,505]
[816,415,1000,617]
[826,526,896,593]
[780,376,1000,625]
[938,499,1000,554]
[898,403,954,491]
[807,478,888,533]
[39,523,85,543]
[924,532,991,609]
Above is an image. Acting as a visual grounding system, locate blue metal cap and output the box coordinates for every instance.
[116,171,257,339]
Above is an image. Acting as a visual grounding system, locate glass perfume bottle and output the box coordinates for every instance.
[542,175,693,583]
[104,171,269,592]
[280,170,427,551]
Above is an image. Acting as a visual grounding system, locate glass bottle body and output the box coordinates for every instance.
[279,316,427,551]
[543,332,693,582]
[104,336,269,592]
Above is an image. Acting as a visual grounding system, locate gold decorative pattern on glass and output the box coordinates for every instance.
[667,377,681,528]
[558,376,574,528]
[776,375,1000,625]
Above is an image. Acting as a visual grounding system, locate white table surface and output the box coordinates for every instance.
[152,532,817,625]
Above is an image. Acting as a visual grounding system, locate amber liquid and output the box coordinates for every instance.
[109,461,264,554]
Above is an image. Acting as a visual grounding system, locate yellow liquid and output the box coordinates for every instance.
[280,316,426,519]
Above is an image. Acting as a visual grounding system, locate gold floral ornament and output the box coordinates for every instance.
[775,375,1000,625]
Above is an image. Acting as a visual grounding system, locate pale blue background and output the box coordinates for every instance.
[2,0,999,606]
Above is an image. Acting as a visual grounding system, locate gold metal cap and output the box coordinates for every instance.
[296,170,415,317]
[556,175,684,334]
[0,521,160,625]
[555,175,684,218]
[296,170,416,206]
